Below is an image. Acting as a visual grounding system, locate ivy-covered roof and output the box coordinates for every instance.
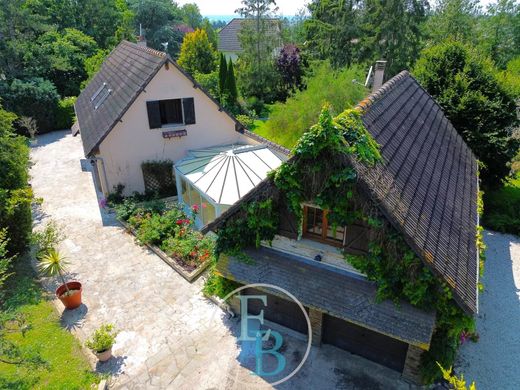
[217,247,436,348]
[204,71,479,315]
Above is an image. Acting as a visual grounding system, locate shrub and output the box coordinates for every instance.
[203,269,241,299]
[0,78,60,134]
[32,220,65,260]
[0,107,32,255]
[414,41,519,187]
[0,229,14,300]
[107,184,125,206]
[85,324,118,353]
[177,29,217,75]
[255,62,367,148]
[134,207,185,246]
[482,173,520,235]
[55,97,77,130]
[235,114,256,130]
[114,198,139,222]
[194,70,219,99]
[160,228,215,267]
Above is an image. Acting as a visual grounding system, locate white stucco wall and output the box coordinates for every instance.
[97,62,255,195]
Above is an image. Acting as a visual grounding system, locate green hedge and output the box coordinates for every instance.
[55,97,77,130]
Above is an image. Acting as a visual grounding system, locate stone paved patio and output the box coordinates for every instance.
[30,130,419,389]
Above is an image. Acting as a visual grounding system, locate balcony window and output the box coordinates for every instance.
[303,205,345,246]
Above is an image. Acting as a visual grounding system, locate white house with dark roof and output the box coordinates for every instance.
[74,40,286,224]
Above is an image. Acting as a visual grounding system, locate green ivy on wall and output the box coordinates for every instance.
[270,107,381,232]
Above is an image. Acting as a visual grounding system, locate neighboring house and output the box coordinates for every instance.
[203,71,479,382]
[218,18,282,61]
[74,40,286,224]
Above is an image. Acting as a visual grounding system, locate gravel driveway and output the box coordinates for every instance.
[30,131,416,389]
[456,230,520,389]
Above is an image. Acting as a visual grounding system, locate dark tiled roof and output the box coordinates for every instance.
[218,18,281,53]
[354,71,479,314]
[75,41,167,156]
[218,247,436,348]
[205,71,479,315]
[75,40,260,157]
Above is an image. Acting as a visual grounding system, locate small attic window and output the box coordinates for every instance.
[91,83,112,110]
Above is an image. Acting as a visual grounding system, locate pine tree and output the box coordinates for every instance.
[218,53,228,99]
[226,60,238,103]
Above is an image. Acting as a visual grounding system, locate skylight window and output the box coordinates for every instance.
[91,83,112,110]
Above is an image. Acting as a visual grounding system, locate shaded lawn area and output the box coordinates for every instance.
[482,173,520,236]
[0,260,97,389]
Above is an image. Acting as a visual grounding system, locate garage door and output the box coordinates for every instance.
[322,315,408,372]
[243,288,308,334]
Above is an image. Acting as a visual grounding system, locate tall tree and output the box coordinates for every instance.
[305,0,361,68]
[426,0,481,44]
[359,0,429,76]
[236,0,282,102]
[180,3,203,29]
[129,0,184,57]
[219,53,228,99]
[36,28,98,96]
[178,29,216,75]
[276,44,306,98]
[479,0,520,69]
[414,41,519,187]
[226,60,238,104]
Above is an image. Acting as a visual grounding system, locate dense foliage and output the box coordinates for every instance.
[304,0,428,76]
[276,44,306,98]
[0,107,33,255]
[482,173,520,235]
[414,41,519,187]
[255,62,367,148]
[178,29,217,75]
[114,199,215,270]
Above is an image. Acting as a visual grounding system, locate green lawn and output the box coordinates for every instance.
[482,172,520,236]
[0,262,97,389]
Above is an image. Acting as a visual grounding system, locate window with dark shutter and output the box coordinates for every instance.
[159,99,183,124]
[182,97,196,124]
[147,98,195,128]
[146,101,162,129]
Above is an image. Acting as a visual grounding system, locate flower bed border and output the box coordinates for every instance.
[118,219,209,282]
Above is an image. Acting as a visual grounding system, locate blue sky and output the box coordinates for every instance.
[177,0,496,17]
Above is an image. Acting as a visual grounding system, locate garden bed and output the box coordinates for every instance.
[111,197,213,283]
[119,219,209,282]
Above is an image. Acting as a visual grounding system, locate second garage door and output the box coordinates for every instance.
[322,314,408,372]
[243,288,309,335]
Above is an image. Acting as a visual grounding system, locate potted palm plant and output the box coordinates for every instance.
[38,249,82,310]
[86,324,118,362]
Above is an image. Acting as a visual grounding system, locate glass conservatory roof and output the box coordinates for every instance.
[175,144,285,206]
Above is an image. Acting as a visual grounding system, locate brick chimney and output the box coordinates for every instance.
[372,60,387,92]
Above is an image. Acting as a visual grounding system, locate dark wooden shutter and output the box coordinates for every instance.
[182,97,196,125]
[146,101,161,129]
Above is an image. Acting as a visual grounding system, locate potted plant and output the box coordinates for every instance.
[38,249,82,310]
[86,324,118,362]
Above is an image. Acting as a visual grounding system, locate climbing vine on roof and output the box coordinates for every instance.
[270,106,381,231]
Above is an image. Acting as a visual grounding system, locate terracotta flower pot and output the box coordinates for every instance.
[55,281,82,310]
[95,347,113,362]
